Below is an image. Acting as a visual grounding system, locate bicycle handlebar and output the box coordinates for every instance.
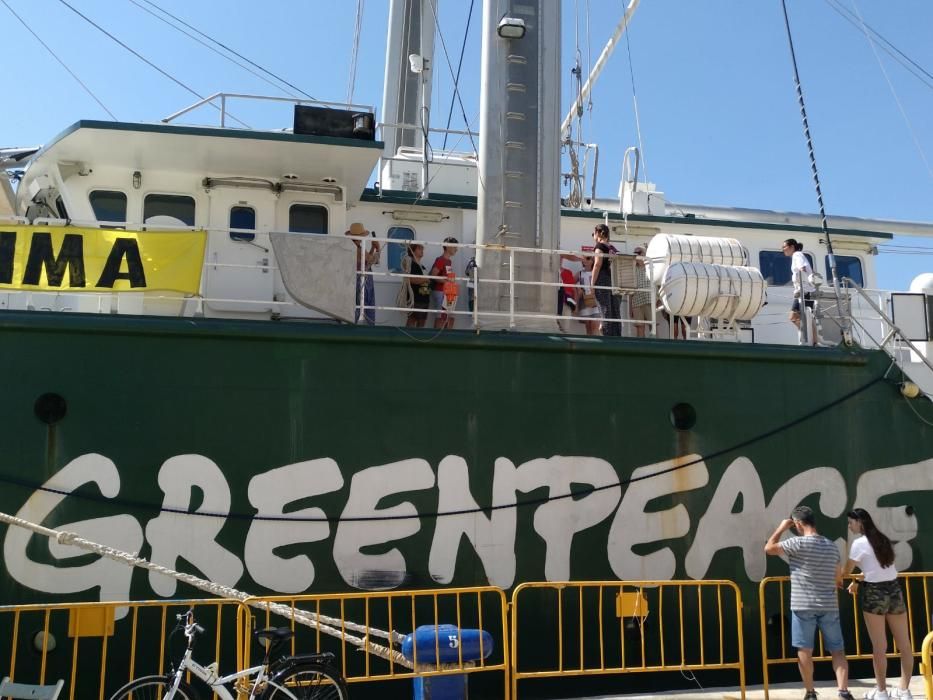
[175,609,205,642]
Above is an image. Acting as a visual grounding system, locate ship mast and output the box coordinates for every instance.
[475,0,561,327]
[380,0,437,182]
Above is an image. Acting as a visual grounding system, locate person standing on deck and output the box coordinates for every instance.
[430,237,458,329]
[765,506,854,700]
[630,246,652,337]
[783,238,816,344]
[346,223,380,325]
[591,224,620,336]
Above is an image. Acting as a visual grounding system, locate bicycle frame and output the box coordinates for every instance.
[163,617,302,700]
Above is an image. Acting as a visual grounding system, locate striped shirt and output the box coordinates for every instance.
[780,535,840,610]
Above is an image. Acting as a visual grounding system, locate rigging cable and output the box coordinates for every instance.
[624,21,647,188]
[138,0,316,102]
[347,0,365,105]
[1,0,117,120]
[564,0,585,209]
[55,0,251,129]
[441,0,475,151]
[823,0,933,91]
[126,0,301,99]
[427,0,478,155]
[779,0,849,340]
[848,0,933,183]
[0,371,902,523]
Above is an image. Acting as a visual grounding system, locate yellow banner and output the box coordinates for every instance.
[0,226,206,294]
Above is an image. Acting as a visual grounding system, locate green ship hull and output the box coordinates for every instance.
[1,310,931,695]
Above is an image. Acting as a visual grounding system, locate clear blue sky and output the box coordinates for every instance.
[3,0,932,290]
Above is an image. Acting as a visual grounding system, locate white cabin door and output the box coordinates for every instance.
[204,189,276,315]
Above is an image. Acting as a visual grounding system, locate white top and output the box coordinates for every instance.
[791,251,815,294]
[849,535,898,583]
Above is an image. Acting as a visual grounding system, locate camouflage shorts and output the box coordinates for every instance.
[859,579,906,615]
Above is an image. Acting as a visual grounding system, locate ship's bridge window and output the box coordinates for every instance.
[89,190,127,223]
[826,255,863,287]
[758,250,814,286]
[144,194,195,227]
[289,204,328,234]
[387,226,415,272]
[230,205,256,242]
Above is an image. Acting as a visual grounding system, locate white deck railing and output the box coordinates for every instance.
[0,220,926,356]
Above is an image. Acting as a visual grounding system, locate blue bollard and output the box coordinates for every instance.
[401,624,494,700]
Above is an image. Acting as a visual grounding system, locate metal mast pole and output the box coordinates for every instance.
[476,0,561,327]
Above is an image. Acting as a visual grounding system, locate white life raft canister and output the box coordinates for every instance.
[646,234,748,284]
[660,262,767,320]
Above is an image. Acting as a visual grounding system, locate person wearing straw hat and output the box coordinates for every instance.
[346,223,380,325]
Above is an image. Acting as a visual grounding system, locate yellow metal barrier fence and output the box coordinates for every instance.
[921,630,933,700]
[510,580,746,700]
[759,573,933,699]
[245,586,510,698]
[0,598,246,700]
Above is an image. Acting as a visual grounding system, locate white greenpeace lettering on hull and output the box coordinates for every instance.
[853,459,933,571]
[428,456,518,588]
[685,460,847,581]
[4,453,930,602]
[608,456,708,581]
[244,459,344,593]
[519,456,621,581]
[3,453,143,601]
[334,458,435,590]
[145,455,244,596]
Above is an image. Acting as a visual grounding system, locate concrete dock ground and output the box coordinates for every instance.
[579,675,927,699]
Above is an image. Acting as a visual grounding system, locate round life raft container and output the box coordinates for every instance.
[660,262,767,320]
[646,234,747,284]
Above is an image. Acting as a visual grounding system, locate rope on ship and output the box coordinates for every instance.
[0,510,425,671]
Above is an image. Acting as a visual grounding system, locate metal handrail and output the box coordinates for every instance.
[842,277,933,377]
[161,93,376,127]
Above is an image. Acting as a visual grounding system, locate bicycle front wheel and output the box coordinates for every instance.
[109,674,200,700]
[264,663,348,700]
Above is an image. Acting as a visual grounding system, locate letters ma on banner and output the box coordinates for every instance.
[0,226,207,294]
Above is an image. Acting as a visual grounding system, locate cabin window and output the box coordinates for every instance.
[89,190,127,223]
[387,226,415,272]
[288,204,328,234]
[758,250,815,286]
[144,194,196,226]
[827,255,863,287]
[230,206,257,242]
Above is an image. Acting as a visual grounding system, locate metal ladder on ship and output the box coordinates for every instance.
[828,277,933,399]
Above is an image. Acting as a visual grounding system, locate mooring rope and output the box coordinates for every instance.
[0,510,415,669]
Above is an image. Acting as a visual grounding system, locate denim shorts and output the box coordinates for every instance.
[791,609,844,651]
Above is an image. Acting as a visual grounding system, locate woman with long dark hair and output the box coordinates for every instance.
[844,508,913,699]
[782,238,816,344]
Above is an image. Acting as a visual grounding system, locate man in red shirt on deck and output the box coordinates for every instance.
[430,237,459,329]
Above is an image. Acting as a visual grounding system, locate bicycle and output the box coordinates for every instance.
[108,608,348,700]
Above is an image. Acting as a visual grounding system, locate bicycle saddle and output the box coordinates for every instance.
[254,627,296,643]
